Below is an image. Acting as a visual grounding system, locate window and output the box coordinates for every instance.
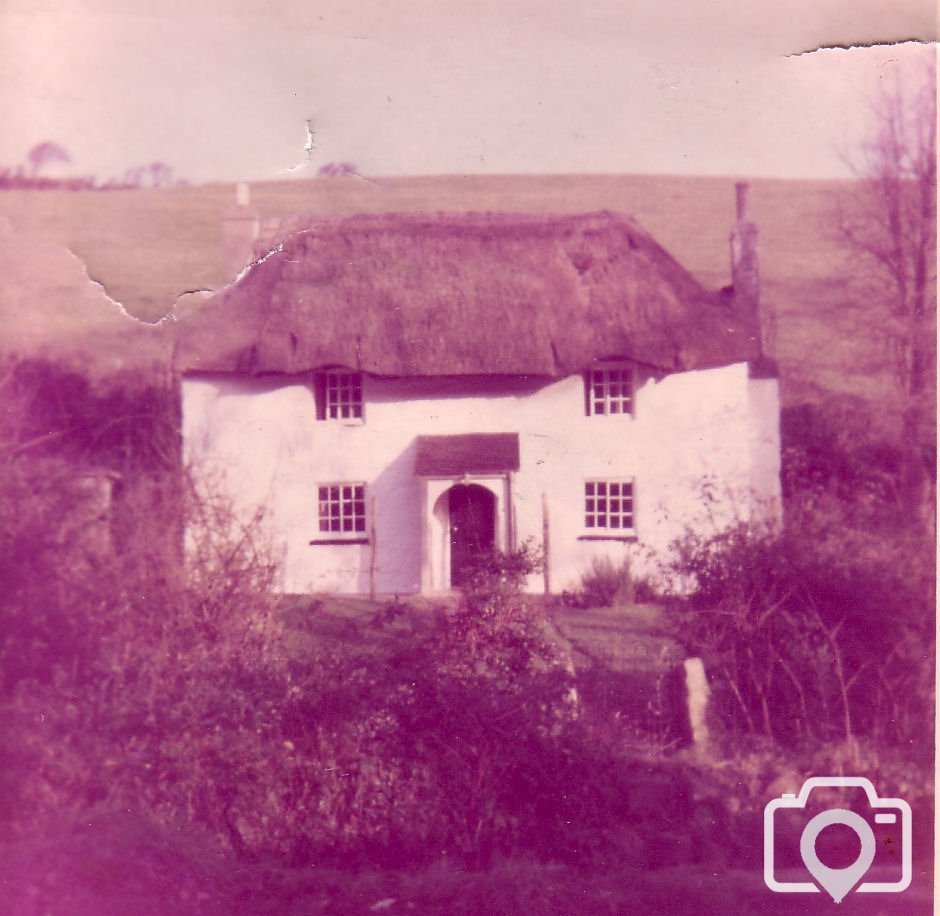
[318,483,366,534]
[316,369,363,421]
[585,363,633,416]
[584,480,634,533]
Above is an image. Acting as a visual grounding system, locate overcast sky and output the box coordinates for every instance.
[1,0,935,184]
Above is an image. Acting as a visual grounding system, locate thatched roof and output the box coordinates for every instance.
[173,210,761,377]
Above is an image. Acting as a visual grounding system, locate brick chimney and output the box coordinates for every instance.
[730,181,759,317]
[221,182,260,282]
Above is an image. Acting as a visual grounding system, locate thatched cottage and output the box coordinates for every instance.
[174,184,780,594]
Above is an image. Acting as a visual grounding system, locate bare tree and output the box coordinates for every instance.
[27,140,71,177]
[318,161,359,177]
[123,164,145,187]
[839,52,936,516]
[147,161,174,187]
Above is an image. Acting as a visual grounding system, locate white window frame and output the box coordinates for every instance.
[586,362,634,417]
[584,479,635,534]
[317,482,367,537]
[319,369,364,422]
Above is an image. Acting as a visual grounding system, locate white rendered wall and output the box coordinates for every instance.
[181,363,780,595]
[748,377,783,523]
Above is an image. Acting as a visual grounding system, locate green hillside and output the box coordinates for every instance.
[0,174,930,434]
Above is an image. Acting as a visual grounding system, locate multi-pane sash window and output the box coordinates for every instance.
[318,483,366,534]
[320,370,363,420]
[586,364,633,416]
[584,480,634,532]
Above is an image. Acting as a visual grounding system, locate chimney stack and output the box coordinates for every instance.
[730,181,759,317]
[221,182,260,282]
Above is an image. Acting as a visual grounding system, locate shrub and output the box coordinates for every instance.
[0,458,641,873]
[577,555,635,607]
[667,520,934,756]
[456,541,543,611]
[0,460,283,845]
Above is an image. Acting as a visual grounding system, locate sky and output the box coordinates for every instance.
[1,0,936,184]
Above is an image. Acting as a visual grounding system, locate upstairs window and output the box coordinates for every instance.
[315,369,364,422]
[318,483,366,534]
[584,480,634,533]
[585,363,633,416]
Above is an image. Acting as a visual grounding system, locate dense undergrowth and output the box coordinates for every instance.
[0,359,934,913]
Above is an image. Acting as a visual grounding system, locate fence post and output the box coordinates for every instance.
[369,496,377,601]
[684,657,711,757]
[541,492,550,595]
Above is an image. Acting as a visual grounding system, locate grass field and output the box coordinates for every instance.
[0,173,929,439]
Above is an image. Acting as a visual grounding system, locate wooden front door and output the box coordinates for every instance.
[448,484,496,588]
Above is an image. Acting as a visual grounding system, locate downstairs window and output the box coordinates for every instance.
[584,480,635,534]
[317,483,366,535]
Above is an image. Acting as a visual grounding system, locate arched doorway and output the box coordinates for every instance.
[447,484,496,587]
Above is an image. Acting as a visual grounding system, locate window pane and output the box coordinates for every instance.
[321,371,364,422]
[587,365,633,418]
[319,481,365,536]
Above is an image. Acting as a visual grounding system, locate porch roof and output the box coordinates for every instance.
[414,433,520,477]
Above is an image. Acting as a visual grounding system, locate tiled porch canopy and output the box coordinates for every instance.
[414,433,520,477]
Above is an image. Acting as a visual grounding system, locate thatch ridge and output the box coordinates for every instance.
[173,209,761,377]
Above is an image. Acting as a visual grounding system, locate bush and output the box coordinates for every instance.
[667,520,934,756]
[456,541,543,611]
[0,461,282,843]
[0,441,650,873]
[576,556,635,607]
